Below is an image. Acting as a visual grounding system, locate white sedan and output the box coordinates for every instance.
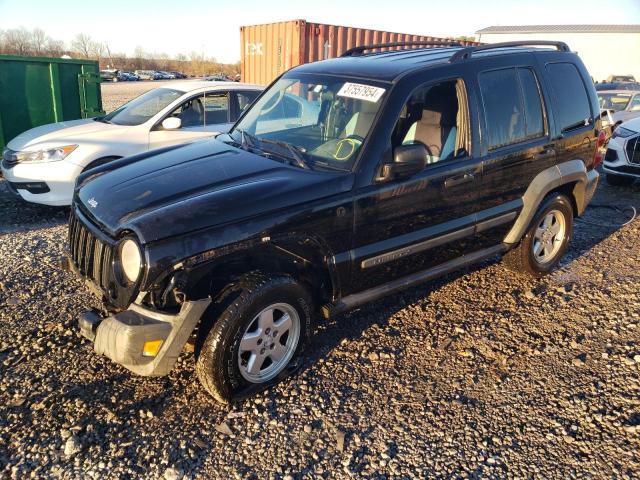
[1,81,262,206]
[603,116,640,186]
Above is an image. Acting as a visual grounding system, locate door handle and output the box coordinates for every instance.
[536,144,556,157]
[444,173,474,188]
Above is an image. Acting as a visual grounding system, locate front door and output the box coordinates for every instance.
[148,92,232,150]
[349,77,482,294]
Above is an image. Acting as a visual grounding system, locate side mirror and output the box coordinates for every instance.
[378,144,427,181]
[162,117,182,130]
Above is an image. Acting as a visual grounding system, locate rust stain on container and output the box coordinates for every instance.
[240,19,480,85]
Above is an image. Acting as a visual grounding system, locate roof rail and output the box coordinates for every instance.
[341,41,462,57]
[450,40,570,62]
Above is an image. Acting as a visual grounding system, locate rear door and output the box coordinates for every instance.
[474,61,556,248]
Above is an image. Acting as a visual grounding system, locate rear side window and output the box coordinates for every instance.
[479,67,545,149]
[518,69,544,138]
[546,63,592,132]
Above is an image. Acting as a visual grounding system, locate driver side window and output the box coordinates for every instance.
[166,93,230,128]
[392,79,470,165]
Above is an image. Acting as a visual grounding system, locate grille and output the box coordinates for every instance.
[2,148,19,169]
[68,209,115,291]
[626,136,640,165]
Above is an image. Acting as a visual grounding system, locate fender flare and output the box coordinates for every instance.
[504,159,599,244]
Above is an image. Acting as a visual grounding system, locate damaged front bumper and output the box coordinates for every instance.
[78,299,211,376]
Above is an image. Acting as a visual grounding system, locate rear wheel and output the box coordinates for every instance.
[195,273,312,404]
[503,193,573,277]
[606,173,635,187]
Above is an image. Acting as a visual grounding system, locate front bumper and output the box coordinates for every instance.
[603,136,640,179]
[1,160,82,206]
[78,299,211,376]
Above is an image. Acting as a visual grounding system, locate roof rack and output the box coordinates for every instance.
[449,40,570,62]
[341,41,462,57]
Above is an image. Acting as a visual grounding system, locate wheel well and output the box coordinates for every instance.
[82,156,122,172]
[185,242,336,311]
[554,182,579,217]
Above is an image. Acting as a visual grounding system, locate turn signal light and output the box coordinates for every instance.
[142,340,164,357]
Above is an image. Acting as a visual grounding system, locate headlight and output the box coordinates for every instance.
[612,126,636,139]
[117,238,142,284]
[9,145,78,164]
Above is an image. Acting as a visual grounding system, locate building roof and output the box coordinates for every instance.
[476,25,640,34]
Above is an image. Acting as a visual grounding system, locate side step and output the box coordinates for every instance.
[322,244,508,318]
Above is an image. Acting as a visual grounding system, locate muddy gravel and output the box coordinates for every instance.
[1,84,640,479]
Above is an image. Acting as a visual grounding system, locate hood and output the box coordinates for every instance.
[7,118,125,150]
[76,139,354,242]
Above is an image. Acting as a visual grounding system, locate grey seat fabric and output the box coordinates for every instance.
[403,84,458,162]
[180,98,204,127]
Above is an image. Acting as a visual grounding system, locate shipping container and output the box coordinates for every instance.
[0,54,104,150]
[240,19,480,85]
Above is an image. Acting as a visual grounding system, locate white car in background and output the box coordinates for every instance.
[1,81,262,206]
[603,116,640,186]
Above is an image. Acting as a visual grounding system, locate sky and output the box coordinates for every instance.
[1,0,639,63]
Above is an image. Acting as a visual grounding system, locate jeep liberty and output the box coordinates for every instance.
[66,41,602,403]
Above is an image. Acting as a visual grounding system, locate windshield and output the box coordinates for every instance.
[229,75,386,170]
[598,92,632,111]
[102,88,183,125]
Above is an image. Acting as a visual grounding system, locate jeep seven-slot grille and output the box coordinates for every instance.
[68,209,114,291]
[626,136,640,165]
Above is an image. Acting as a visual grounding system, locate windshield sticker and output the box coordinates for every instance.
[337,83,386,103]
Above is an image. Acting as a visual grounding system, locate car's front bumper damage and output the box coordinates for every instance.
[78,299,210,376]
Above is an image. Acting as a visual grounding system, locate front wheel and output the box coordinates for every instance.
[503,193,573,277]
[195,273,312,404]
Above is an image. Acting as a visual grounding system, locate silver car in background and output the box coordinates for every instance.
[598,90,640,128]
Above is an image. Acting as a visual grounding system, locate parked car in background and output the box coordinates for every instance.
[1,82,263,205]
[595,81,640,91]
[170,71,188,79]
[65,40,602,403]
[100,69,119,82]
[135,70,158,80]
[598,90,640,128]
[117,72,139,82]
[158,71,177,80]
[607,74,636,83]
[603,116,640,186]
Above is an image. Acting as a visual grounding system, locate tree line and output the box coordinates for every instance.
[0,27,240,77]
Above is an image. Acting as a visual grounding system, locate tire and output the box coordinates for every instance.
[606,173,635,187]
[503,192,573,277]
[195,272,313,404]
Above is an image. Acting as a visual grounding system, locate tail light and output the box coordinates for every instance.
[592,130,606,169]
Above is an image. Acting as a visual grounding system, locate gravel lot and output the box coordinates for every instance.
[0,84,639,479]
[100,79,207,113]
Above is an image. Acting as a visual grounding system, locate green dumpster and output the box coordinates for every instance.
[0,54,105,150]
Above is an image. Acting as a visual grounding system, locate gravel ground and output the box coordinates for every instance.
[100,79,204,113]
[1,85,639,479]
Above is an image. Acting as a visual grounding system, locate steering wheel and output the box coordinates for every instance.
[333,135,364,161]
[260,88,285,115]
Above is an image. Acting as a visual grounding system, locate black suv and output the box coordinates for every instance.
[67,41,602,403]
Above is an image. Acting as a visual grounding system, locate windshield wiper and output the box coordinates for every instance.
[257,138,311,170]
[94,116,111,124]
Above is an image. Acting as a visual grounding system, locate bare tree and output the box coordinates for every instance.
[4,27,33,55]
[71,33,93,58]
[31,28,47,55]
[46,38,65,57]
